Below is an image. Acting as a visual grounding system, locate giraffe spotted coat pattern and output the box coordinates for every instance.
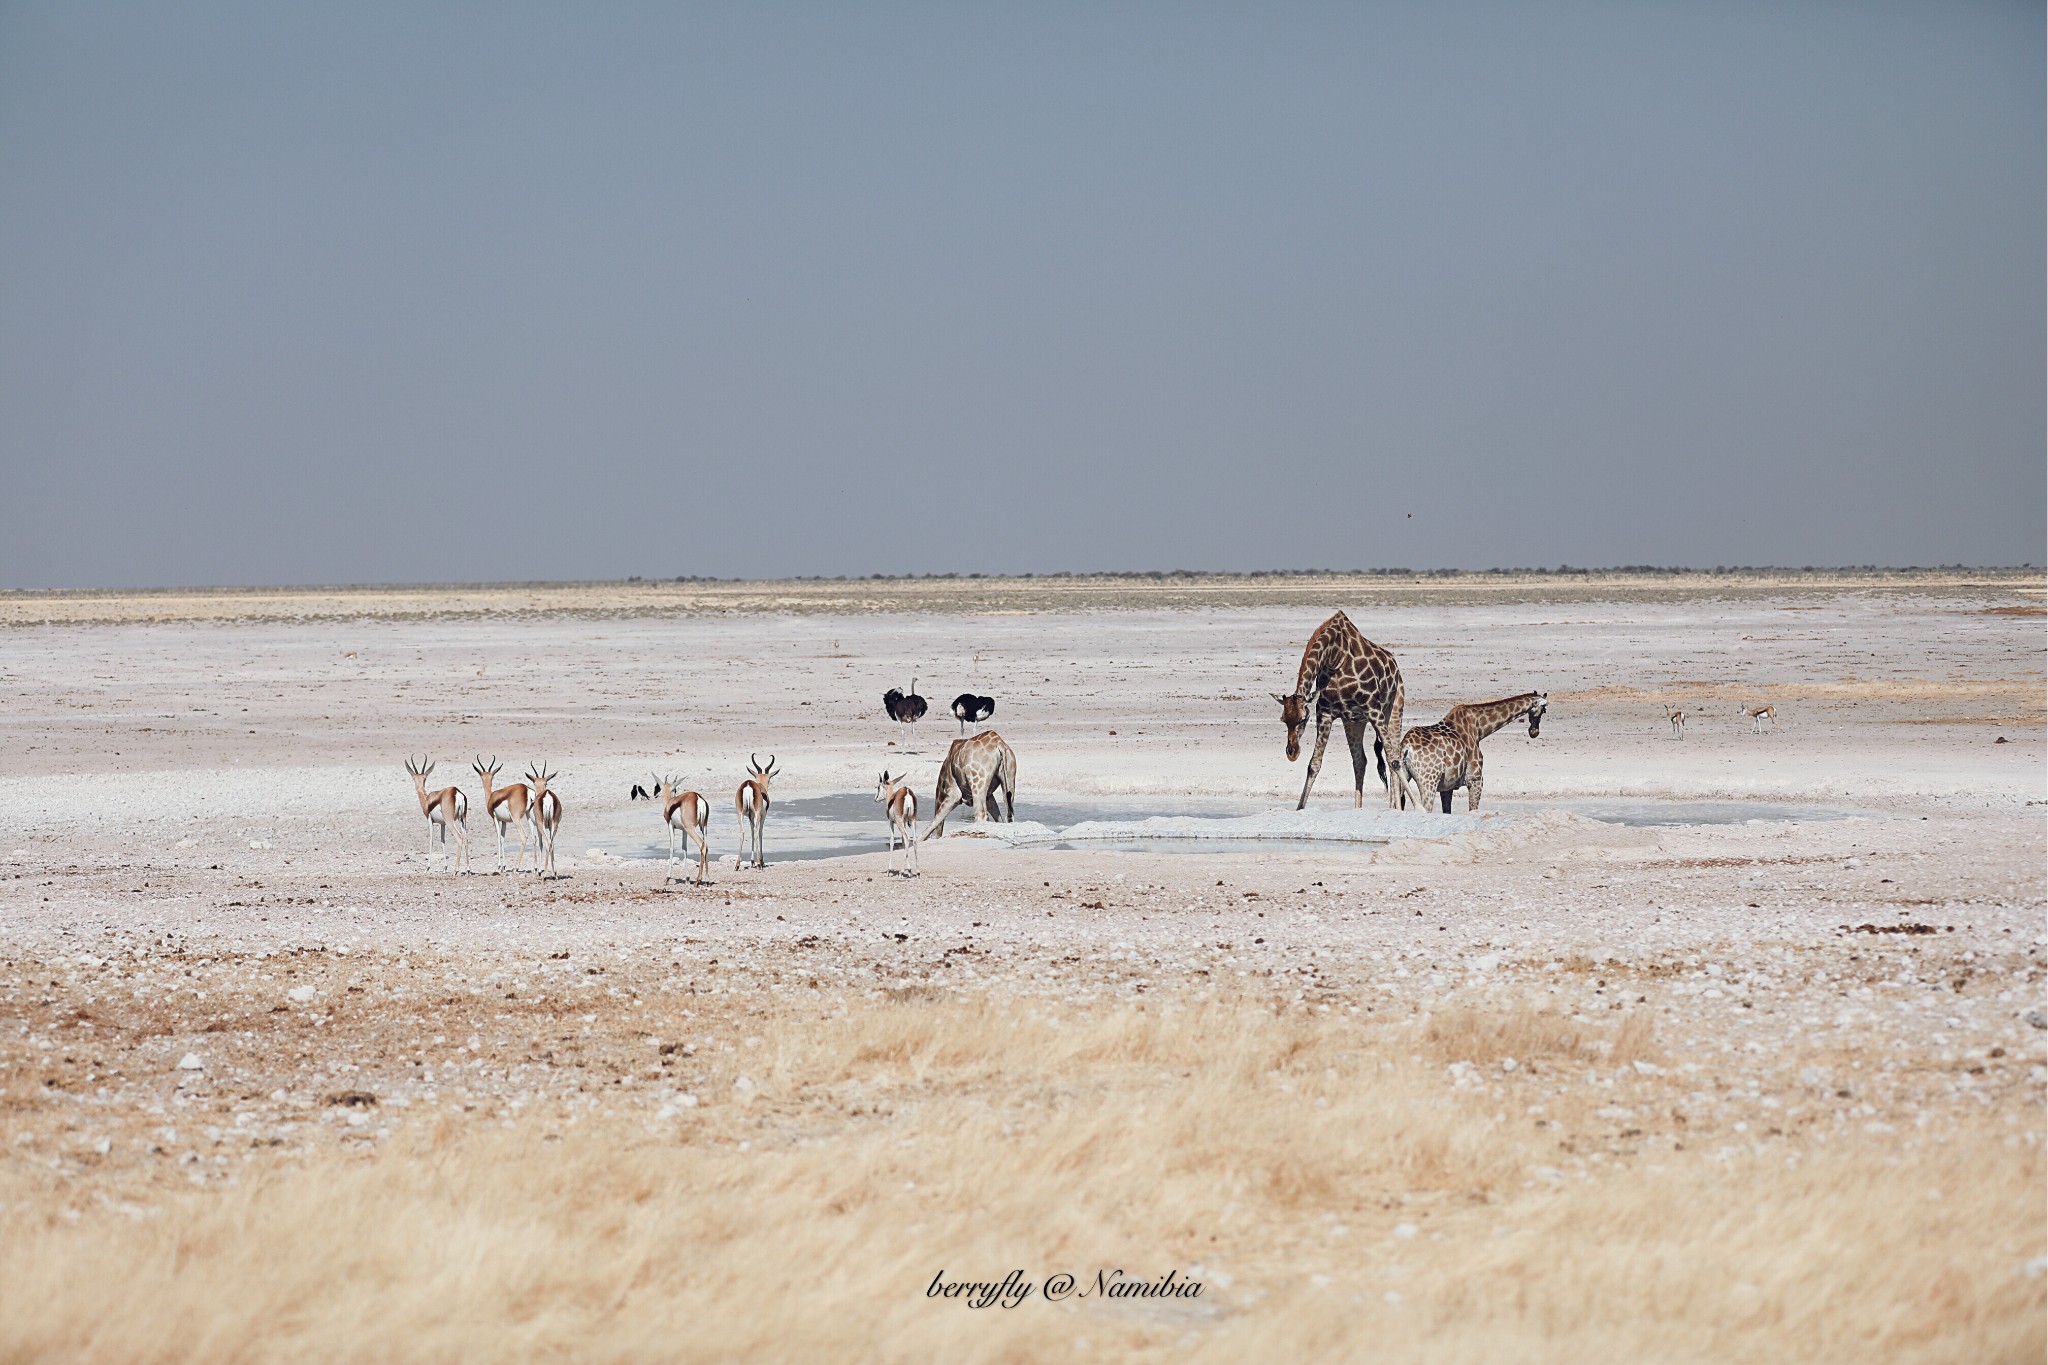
[1272,611,1406,810]
[1396,692,1547,813]
[921,731,1017,840]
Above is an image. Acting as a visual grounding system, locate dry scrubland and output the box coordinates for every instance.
[1,985,2040,1364]
[1,572,2043,1362]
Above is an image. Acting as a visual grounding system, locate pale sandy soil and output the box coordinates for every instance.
[1,579,2042,1360]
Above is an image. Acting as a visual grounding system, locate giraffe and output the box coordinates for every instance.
[920,731,1017,840]
[1395,692,1547,813]
[1271,611,1405,810]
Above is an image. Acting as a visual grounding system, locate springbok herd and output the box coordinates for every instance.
[400,612,1782,882]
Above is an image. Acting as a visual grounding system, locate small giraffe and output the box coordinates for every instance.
[1272,611,1405,810]
[1395,692,1547,813]
[1746,704,1775,733]
[1666,706,1685,738]
[921,731,1016,840]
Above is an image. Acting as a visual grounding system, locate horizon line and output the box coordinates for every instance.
[2,564,2040,598]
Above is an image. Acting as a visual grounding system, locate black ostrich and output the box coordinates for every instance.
[950,692,995,734]
[882,678,927,727]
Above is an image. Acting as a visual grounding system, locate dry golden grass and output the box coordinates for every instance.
[2,994,2039,1363]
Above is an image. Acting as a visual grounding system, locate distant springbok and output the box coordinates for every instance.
[1666,706,1685,738]
[527,762,563,878]
[875,769,920,876]
[658,774,712,886]
[472,756,534,872]
[405,756,470,874]
[1746,704,1776,733]
[734,754,779,868]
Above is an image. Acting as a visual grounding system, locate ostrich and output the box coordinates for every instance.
[882,678,927,727]
[950,693,995,734]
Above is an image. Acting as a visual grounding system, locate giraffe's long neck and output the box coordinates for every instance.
[1453,693,1541,740]
[1295,612,1350,701]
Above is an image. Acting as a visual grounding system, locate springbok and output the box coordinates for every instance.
[875,769,920,876]
[472,756,534,872]
[405,756,470,874]
[1666,706,1686,738]
[734,754,779,869]
[1746,704,1776,733]
[526,762,563,879]
[658,774,712,886]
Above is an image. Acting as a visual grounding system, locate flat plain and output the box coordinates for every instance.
[1,571,2042,1362]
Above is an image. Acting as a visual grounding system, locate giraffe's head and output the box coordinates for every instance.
[1526,694,1548,738]
[1271,692,1310,761]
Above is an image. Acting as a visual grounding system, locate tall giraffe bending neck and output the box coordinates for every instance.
[1274,611,1406,810]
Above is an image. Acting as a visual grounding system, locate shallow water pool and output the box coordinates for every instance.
[585,793,1856,865]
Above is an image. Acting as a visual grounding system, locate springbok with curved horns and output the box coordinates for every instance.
[734,754,779,869]
[473,756,534,872]
[659,774,712,886]
[875,769,919,876]
[405,756,470,874]
[526,762,564,879]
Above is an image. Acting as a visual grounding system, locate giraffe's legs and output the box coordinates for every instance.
[1343,718,1370,809]
[1468,751,1484,812]
[1296,714,1337,810]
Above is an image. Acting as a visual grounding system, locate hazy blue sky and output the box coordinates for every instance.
[1,2,2040,587]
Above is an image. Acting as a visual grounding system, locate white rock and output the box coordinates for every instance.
[287,985,316,1004]
[1500,1057,1519,1073]
[1393,1222,1418,1239]
[248,840,272,851]
[93,1137,112,1155]
[734,1075,755,1093]
[176,1053,204,1071]
[1472,953,1501,973]
[1632,1060,1663,1076]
